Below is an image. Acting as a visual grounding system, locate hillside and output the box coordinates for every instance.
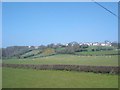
[2,42,119,59]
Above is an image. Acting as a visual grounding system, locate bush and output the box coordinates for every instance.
[2,63,119,74]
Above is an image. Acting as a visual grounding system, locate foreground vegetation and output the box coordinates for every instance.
[0,68,2,89]
[2,42,119,88]
[3,55,118,66]
[2,67,118,88]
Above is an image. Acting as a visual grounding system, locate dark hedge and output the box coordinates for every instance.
[2,63,120,74]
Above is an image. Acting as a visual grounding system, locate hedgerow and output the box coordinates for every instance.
[2,63,119,74]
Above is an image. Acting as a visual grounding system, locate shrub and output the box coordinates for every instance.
[2,63,119,74]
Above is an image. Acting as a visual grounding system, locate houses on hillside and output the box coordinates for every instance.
[80,41,112,46]
[27,41,113,48]
[65,41,112,47]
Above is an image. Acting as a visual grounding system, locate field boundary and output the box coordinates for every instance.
[2,63,120,74]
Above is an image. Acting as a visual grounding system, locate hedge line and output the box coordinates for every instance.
[2,63,120,74]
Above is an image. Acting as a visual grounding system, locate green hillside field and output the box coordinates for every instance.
[2,54,118,66]
[2,67,118,88]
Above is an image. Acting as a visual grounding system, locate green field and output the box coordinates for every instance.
[2,67,118,88]
[3,54,118,66]
[2,54,119,88]
[0,67,2,89]
[75,50,118,55]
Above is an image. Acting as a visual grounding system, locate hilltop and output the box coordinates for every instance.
[2,41,119,59]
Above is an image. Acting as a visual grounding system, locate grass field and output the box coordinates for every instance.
[75,50,118,55]
[3,54,118,66]
[2,67,118,88]
[0,67,2,89]
[2,54,119,88]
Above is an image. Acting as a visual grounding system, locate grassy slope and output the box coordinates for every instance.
[18,46,119,58]
[75,50,118,55]
[0,68,2,89]
[21,50,40,56]
[3,54,118,66]
[20,48,56,58]
[2,67,118,88]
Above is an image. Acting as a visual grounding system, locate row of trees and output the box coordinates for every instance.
[2,46,31,58]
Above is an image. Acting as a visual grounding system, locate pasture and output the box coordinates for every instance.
[0,67,2,89]
[75,50,118,56]
[2,54,118,66]
[2,54,119,88]
[2,67,118,88]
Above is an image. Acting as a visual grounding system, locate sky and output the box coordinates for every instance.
[2,2,118,47]
[0,2,2,48]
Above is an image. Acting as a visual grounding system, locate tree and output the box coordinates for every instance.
[38,45,46,50]
[80,44,89,52]
[2,46,30,58]
[111,42,118,48]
